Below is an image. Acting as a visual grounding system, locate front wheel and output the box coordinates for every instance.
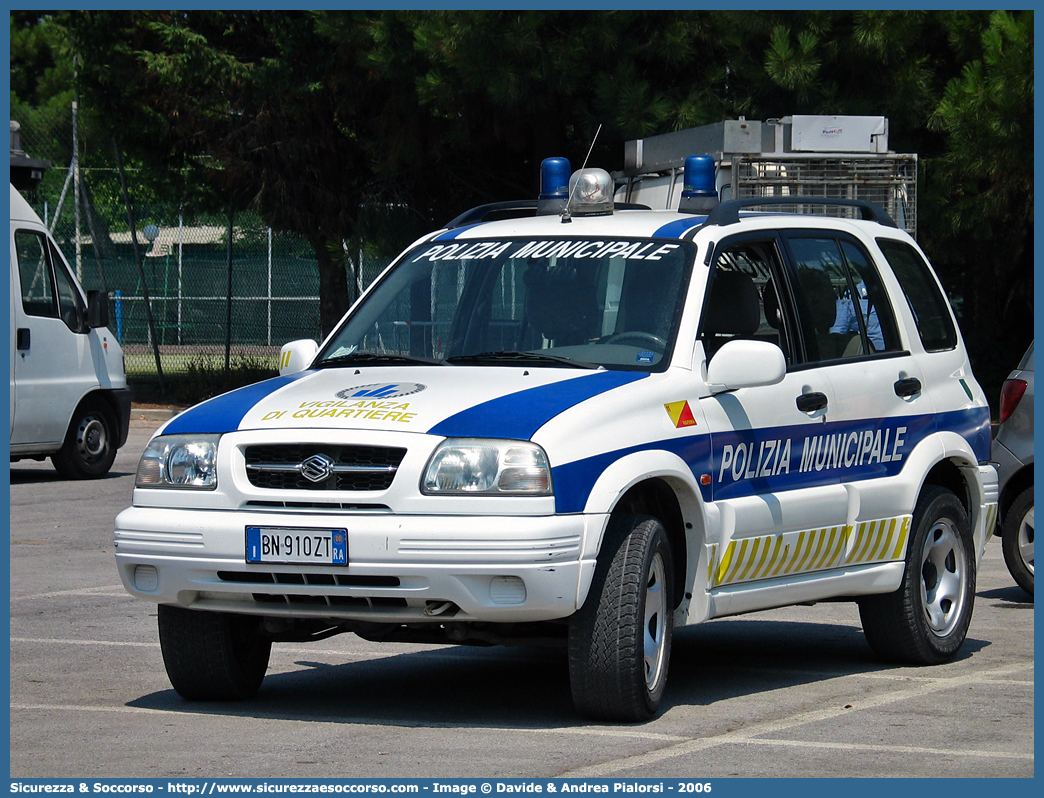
[1001,487,1034,596]
[858,486,975,664]
[51,398,117,479]
[158,605,271,700]
[568,514,674,722]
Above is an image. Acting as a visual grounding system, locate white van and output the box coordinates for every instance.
[9,183,131,478]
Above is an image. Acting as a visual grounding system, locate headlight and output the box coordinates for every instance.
[422,438,552,495]
[136,434,220,489]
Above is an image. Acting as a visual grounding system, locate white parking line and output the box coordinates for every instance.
[10,585,129,602]
[741,737,1034,760]
[560,662,1034,777]
[11,637,158,648]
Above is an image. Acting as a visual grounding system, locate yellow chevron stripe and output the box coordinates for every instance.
[770,542,790,577]
[716,540,737,586]
[752,535,783,580]
[889,516,912,560]
[852,520,878,563]
[723,538,751,584]
[795,529,822,573]
[873,517,899,561]
[864,518,889,562]
[813,526,842,570]
[984,503,999,540]
[736,537,763,582]
[782,530,808,575]
[710,514,911,590]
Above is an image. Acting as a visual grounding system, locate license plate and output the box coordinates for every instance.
[246,527,347,565]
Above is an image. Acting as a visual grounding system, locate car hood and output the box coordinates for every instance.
[160,366,647,441]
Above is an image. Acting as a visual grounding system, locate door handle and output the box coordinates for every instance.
[894,377,921,397]
[796,391,828,412]
[16,328,30,351]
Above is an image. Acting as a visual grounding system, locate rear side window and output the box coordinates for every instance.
[877,238,957,352]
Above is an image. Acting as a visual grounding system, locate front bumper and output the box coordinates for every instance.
[114,506,598,624]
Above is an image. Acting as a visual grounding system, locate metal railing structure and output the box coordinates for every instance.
[12,105,390,378]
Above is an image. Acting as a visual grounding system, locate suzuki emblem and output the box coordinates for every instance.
[300,454,335,483]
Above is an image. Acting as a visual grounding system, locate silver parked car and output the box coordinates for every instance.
[994,342,1034,595]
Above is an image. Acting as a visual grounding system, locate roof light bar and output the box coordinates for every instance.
[537,157,571,215]
[678,154,718,214]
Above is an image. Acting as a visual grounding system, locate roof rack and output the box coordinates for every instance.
[701,196,898,229]
[444,201,539,230]
[444,200,653,230]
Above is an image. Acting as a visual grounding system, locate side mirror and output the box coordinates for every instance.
[278,339,319,375]
[87,290,109,329]
[705,339,787,393]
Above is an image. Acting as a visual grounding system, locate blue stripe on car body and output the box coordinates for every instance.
[163,372,311,435]
[427,370,648,440]
[652,217,707,239]
[550,406,991,514]
[434,225,483,241]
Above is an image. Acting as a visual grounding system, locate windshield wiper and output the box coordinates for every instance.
[444,350,601,369]
[315,352,446,368]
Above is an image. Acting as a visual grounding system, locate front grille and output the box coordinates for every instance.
[244,444,406,491]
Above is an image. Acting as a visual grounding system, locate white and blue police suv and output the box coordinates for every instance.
[115,156,998,721]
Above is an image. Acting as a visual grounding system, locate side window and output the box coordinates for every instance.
[836,240,901,354]
[876,238,958,352]
[15,230,58,318]
[785,235,900,363]
[50,240,87,332]
[701,239,793,364]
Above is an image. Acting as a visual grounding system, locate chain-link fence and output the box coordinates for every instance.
[12,105,391,386]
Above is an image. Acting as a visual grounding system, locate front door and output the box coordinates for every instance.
[11,226,94,446]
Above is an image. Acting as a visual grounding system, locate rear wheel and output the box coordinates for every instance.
[158,605,271,700]
[859,486,975,664]
[568,514,673,722]
[51,398,117,479]
[1001,487,1034,596]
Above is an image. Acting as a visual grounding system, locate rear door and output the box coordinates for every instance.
[698,229,929,594]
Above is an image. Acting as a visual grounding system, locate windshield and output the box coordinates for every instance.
[318,237,695,371]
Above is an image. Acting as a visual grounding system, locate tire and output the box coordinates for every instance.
[1001,487,1034,596]
[568,514,674,722]
[858,486,976,664]
[158,605,271,700]
[51,398,117,479]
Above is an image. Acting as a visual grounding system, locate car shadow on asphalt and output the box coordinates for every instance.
[123,617,991,727]
[8,467,135,483]
[979,584,1034,605]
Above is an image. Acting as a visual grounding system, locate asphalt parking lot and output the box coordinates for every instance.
[8,412,1034,779]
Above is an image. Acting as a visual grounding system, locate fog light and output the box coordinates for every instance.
[133,565,158,592]
[490,576,527,605]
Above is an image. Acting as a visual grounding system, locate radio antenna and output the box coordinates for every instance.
[561,123,603,224]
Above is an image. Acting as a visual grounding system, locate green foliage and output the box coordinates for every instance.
[920,10,1034,402]
[10,13,74,107]
[13,9,1035,404]
[132,355,277,407]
